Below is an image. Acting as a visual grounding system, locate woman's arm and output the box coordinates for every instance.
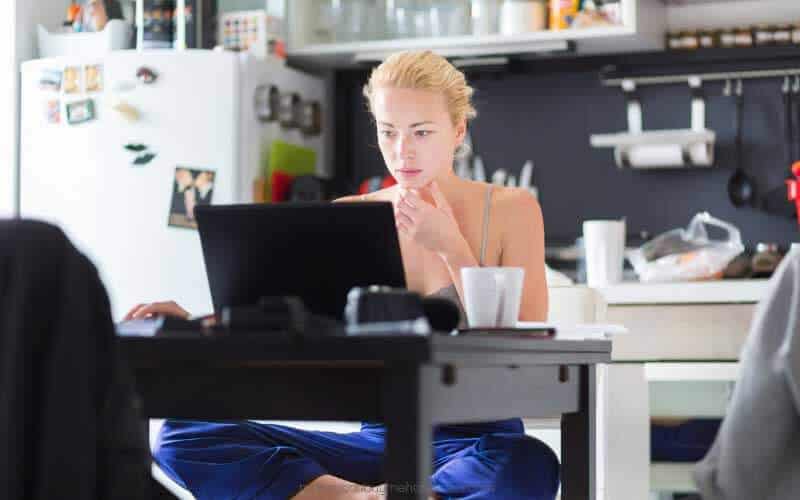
[497,189,548,322]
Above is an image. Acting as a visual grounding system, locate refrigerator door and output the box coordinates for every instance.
[21,50,239,318]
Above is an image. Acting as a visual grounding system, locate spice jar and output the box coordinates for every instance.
[734,26,754,47]
[719,28,736,48]
[698,29,717,49]
[681,30,699,50]
[774,24,793,45]
[753,24,775,46]
[666,31,683,50]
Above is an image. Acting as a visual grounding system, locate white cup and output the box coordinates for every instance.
[461,267,525,328]
[583,219,626,287]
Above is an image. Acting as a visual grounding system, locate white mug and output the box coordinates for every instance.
[583,219,626,287]
[461,267,525,328]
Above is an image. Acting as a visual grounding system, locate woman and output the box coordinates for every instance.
[127,51,555,500]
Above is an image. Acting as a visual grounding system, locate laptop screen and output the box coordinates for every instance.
[195,202,406,319]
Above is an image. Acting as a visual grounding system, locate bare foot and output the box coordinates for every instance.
[292,475,382,499]
[292,477,436,500]
[371,483,438,500]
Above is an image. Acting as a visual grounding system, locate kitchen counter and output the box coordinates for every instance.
[596,279,771,306]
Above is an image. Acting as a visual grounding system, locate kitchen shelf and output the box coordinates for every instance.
[286,0,666,67]
[645,362,740,382]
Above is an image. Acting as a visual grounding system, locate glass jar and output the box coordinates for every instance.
[333,0,387,42]
[719,28,736,48]
[773,24,793,45]
[666,31,683,51]
[471,0,502,35]
[698,29,717,49]
[753,24,775,46]
[792,22,800,45]
[500,0,547,35]
[681,30,699,50]
[429,0,470,37]
[734,26,754,47]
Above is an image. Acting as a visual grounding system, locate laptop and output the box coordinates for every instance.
[194,202,406,320]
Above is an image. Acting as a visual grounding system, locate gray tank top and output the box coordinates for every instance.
[428,185,493,326]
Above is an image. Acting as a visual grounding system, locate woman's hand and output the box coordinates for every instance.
[123,301,190,321]
[394,180,465,258]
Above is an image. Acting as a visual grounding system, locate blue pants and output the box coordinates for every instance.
[154,418,559,500]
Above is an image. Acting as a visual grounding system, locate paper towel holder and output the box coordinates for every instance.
[590,77,716,169]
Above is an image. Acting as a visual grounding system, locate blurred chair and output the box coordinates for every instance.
[693,248,800,499]
[0,219,166,499]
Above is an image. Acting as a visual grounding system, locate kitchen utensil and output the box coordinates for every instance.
[491,168,507,186]
[519,160,532,189]
[761,77,798,217]
[473,155,486,182]
[727,80,755,207]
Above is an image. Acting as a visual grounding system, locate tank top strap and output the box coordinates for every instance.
[478,184,493,266]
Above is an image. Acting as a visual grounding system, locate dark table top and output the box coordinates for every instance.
[118,329,612,366]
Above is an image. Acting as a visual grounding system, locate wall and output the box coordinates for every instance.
[336,49,800,248]
[0,3,17,217]
[3,0,69,216]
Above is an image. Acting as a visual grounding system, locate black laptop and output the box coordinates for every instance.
[194,202,406,320]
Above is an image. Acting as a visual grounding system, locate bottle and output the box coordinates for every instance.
[66,0,83,32]
[500,0,547,35]
[549,0,580,31]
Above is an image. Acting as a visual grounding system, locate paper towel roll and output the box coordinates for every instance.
[616,142,713,168]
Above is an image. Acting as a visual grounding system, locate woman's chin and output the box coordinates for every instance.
[396,176,430,189]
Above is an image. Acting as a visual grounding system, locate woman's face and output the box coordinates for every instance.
[371,86,464,189]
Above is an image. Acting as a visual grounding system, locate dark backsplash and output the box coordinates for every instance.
[330,49,800,248]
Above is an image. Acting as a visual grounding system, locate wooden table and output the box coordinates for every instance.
[120,329,611,499]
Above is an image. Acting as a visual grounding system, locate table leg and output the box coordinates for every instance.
[561,364,597,500]
[382,363,433,500]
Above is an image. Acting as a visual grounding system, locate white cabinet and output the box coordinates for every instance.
[598,279,770,497]
[286,0,667,65]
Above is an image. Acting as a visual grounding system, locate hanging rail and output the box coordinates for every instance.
[602,67,800,87]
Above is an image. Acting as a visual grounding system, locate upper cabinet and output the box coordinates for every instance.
[286,0,667,66]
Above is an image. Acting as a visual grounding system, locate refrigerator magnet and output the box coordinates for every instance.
[132,152,156,166]
[85,64,103,92]
[123,143,148,153]
[63,66,82,94]
[45,99,61,125]
[168,167,216,229]
[66,99,96,125]
[39,69,62,92]
[136,67,158,85]
[112,99,140,122]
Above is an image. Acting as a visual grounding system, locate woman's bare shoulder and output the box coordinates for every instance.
[492,186,544,229]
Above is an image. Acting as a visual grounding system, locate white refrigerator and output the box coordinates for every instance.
[20,50,327,319]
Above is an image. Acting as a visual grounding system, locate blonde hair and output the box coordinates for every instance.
[363,50,477,126]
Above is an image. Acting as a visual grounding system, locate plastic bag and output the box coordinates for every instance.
[627,212,745,283]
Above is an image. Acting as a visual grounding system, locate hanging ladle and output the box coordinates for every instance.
[727,79,755,207]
